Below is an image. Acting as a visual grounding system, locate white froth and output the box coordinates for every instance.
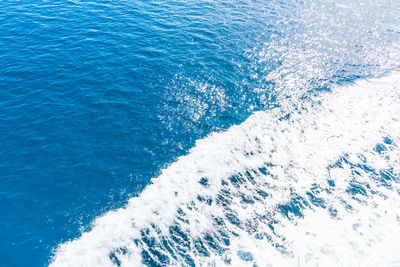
[51,72,400,266]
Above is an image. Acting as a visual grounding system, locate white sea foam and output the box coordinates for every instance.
[51,72,400,266]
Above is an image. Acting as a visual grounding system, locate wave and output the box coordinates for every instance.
[51,72,400,266]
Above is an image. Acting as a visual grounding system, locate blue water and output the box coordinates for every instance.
[1,0,399,266]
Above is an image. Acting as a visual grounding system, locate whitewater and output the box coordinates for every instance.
[51,72,400,266]
[2,0,400,265]
[45,0,400,265]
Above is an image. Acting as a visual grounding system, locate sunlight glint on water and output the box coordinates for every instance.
[48,0,400,266]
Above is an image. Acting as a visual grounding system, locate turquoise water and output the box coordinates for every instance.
[1,0,400,266]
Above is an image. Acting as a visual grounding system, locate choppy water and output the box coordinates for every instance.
[1,0,400,266]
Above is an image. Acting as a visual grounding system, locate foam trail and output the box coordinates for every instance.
[51,73,400,266]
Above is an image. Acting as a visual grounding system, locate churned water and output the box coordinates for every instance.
[1,0,400,266]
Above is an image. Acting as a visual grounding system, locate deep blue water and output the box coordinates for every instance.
[1,0,399,266]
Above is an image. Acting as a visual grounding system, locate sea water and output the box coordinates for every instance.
[0,0,400,266]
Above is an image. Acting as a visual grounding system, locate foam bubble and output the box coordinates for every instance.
[51,72,400,266]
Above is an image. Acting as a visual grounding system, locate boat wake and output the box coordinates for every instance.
[51,72,400,266]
